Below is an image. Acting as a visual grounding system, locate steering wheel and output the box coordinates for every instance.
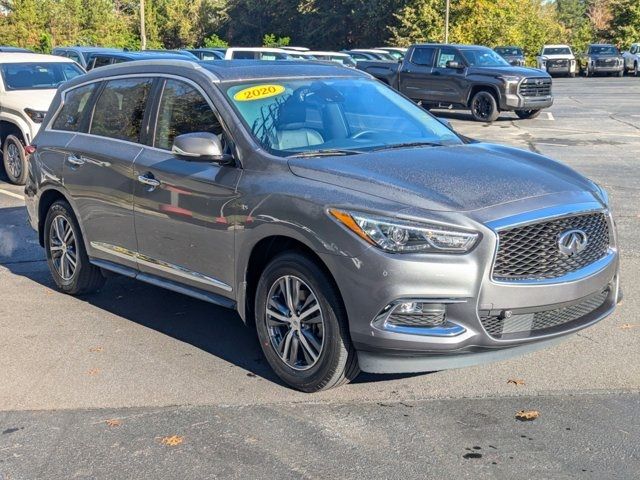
[350,130,378,140]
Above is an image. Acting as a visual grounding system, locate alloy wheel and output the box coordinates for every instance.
[6,142,21,180]
[265,275,325,370]
[49,215,78,281]
[473,95,492,120]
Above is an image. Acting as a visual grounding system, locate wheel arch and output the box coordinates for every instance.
[37,187,76,247]
[467,84,501,108]
[0,119,29,146]
[238,234,341,325]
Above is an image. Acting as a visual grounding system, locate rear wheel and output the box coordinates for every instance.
[254,252,359,392]
[2,134,27,185]
[515,109,542,120]
[44,201,105,295]
[470,90,499,122]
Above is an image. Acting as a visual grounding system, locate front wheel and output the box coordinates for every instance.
[254,252,359,392]
[44,201,105,295]
[634,62,639,77]
[515,109,542,120]
[470,91,499,122]
[2,134,28,185]
[617,70,624,77]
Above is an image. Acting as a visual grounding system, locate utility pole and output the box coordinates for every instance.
[445,0,450,44]
[140,0,147,50]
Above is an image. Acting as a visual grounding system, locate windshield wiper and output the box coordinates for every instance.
[373,141,444,152]
[287,149,364,158]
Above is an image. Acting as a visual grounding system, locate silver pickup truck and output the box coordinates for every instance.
[622,43,640,76]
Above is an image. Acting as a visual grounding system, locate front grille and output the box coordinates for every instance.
[387,311,445,328]
[547,59,568,68]
[595,58,618,68]
[519,78,552,97]
[480,289,609,338]
[493,213,610,281]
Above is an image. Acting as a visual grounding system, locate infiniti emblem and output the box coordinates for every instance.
[558,229,588,256]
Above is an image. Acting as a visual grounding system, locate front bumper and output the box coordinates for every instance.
[321,198,619,374]
[589,65,624,73]
[503,93,553,110]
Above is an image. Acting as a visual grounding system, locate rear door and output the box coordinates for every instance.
[62,77,154,270]
[398,46,436,102]
[132,78,240,296]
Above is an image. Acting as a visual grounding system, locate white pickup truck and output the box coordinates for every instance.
[622,43,640,76]
[536,44,577,77]
[0,53,84,184]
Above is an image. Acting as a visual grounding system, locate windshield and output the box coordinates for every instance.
[1,62,84,90]
[588,45,618,55]
[224,78,462,156]
[543,47,572,56]
[460,48,510,67]
[495,47,523,56]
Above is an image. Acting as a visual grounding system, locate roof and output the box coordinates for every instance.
[76,59,368,83]
[542,44,571,48]
[0,52,78,63]
[306,51,350,57]
[93,51,192,61]
[53,46,121,53]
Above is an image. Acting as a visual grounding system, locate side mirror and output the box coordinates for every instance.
[171,132,233,164]
[446,60,463,69]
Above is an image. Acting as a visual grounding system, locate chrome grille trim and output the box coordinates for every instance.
[492,212,610,282]
[519,78,552,97]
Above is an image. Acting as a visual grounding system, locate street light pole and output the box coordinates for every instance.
[445,0,450,44]
[140,0,147,50]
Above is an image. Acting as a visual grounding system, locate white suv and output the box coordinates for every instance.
[537,44,577,77]
[0,53,84,184]
[622,43,640,76]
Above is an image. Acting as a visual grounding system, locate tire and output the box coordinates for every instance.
[617,69,624,77]
[44,200,105,295]
[254,252,359,392]
[569,72,576,78]
[2,134,28,185]
[470,90,499,122]
[515,109,542,120]
[634,62,639,77]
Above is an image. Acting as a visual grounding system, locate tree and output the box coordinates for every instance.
[609,0,640,47]
[263,33,290,47]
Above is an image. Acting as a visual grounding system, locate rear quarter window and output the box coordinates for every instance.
[52,83,98,132]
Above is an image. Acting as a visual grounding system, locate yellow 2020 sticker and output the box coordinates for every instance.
[233,84,285,101]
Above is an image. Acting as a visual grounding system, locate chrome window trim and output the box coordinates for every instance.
[487,202,615,286]
[90,241,232,292]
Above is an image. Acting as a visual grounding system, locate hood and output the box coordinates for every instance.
[2,89,56,112]
[288,143,596,212]
[540,54,575,60]
[467,66,547,77]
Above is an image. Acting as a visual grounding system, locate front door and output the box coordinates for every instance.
[133,78,240,296]
[429,47,468,104]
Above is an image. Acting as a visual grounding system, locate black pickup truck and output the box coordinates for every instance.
[357,43,553,122]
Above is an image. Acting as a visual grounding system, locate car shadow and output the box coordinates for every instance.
[1,204,424,390]
[433,110,515,122]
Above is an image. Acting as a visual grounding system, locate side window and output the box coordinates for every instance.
[90,78,153,143]
[52,83,97,132]
[92,56,113,69]
[154,79,221,151]
[410,47,435,66]
[632,45,638,54]
[67,52,82,64]
[436,48,464,68]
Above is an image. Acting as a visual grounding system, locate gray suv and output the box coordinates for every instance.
[25,60,620,392]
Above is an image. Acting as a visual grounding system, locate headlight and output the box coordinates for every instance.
[329,209,480,253]
[24,108,47,123]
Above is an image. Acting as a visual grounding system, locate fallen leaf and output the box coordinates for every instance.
[160,435,184,446]
[507,379,525,386]
[87,368,100,376]
[620,324,639,330]
[89,346,104,353]
[515,410,539,421]
[105,419,121,427]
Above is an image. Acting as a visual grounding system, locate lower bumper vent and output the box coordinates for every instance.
[480,289,609,338]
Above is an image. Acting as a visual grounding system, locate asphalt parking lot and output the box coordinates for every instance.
[1,77,639,479]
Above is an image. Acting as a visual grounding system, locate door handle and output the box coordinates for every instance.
[67,155,85,166]
[137,173,160,190]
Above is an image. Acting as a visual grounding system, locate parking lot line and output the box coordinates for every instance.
[547,112,555,121]
[0,187,23,200]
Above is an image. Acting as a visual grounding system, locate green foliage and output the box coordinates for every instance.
[262,33,290,47]
[0,0,636,55]
[203,34,228,48]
